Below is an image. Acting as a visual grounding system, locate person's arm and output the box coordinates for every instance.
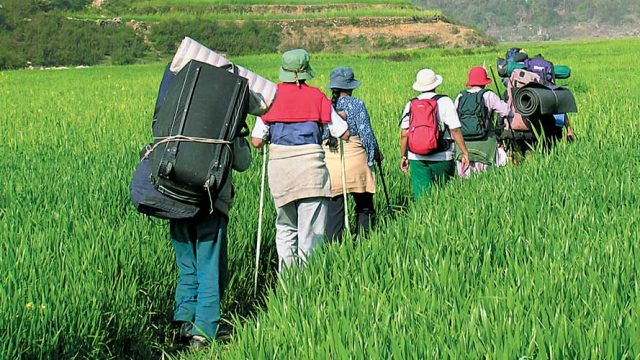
[450,128,469,170]
[486,91,512,144]
[439,97,469,170]
[399,102,411,172]
[354,100,382,165]
[328,108,350,140]
[564,114,575,142]
[251,117,269,149]
[400,129,409,173]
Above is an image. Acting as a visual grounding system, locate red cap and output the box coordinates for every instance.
[466,66,492,87]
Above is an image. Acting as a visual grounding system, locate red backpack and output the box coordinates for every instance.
[408,95,445,155]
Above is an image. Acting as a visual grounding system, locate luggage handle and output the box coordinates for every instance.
[220,63,240,75]
[205,79,249,203]
[159,65,202,178]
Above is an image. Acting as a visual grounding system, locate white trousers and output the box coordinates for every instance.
[275,197,328,272]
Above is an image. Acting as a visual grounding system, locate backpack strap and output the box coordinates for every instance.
[399,97,419,127]
[430,94,450,137]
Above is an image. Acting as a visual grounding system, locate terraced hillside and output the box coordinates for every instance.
[76,0,492,54]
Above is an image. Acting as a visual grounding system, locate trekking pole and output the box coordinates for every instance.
[254,144,267,296]
[375,157,392,215]
[339,140,351,235]
[489,66,502,96]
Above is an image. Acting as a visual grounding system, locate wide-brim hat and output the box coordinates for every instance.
[466,66,492,86]
[412,69,443,92]
[279,49,315,83]
[326,66,361,90]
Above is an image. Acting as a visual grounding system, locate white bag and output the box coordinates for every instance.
[170,37,277,116]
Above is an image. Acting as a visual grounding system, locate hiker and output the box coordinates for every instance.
[251,49,350,271]
[498,51,577,158]
[154,73,253,348]
[323,67,382,241]
[399,69,469,198]
[454,66,512,177]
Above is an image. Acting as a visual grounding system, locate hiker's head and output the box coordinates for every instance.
[327,67,360,91]
[466,66,492,88]
[412,69,442,92]
[327,67,359,106]
[279,49,315,83]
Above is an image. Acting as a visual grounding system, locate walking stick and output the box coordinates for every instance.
[375,157,392,215]
[254,145,267,296]
[339,140,351,235]
[489,65,502,96]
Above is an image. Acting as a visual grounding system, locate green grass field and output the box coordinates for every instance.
[75,1,436,22]
[1,38,639,358]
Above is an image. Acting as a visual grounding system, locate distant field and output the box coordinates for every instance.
[114,0,412,5]
[76,1,435,22]
[2,38,639,358]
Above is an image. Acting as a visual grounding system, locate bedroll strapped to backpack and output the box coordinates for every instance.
[407,95,447,155]
[150,59,250,206]
[457,89,490,141]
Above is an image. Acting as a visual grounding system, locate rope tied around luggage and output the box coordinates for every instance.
[143,135,232,159]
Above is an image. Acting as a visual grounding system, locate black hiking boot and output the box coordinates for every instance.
[178,321,193,341]
[189,335,209,351]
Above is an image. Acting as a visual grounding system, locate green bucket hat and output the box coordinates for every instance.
[279,49,315,83]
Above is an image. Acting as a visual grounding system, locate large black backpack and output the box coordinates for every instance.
[130,64,200,219]
[149,60,250,206]
[457,89,491,141]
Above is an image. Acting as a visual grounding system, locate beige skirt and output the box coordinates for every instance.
[323,136,376,197]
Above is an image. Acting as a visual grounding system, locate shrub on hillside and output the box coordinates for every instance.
[0,12,148,69]
[151,20,281,56]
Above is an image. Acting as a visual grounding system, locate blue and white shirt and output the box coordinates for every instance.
[335,96,380,167]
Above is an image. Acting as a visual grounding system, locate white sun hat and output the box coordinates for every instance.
[412,68,443,92]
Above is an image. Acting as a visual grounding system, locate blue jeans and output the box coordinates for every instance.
[170,210,228,339]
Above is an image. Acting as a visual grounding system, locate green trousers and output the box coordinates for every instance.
[409,159,455,198]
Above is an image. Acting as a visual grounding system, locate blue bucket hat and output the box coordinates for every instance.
[326,67,361,90]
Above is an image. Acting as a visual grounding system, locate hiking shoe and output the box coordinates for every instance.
[178,322,193,340]
[189,335,209,351]
[216,322,233,344]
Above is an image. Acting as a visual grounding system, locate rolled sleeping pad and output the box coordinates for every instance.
[554,65,571,79]
[513,82,578,117]
[170,37,277,116]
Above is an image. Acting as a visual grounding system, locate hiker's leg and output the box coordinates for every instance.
[325,195,345,242]
[275,202,298,271]
[430,160,455,187]
[409,160,433,198]
[473,162,491,174]
[460,161,490,178]
[456,160,471,178]
[296,197,328,264]
[170,218,198,324]
[192,212,228,339]
[353,192,375,236]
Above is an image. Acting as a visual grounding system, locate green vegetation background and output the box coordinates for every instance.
[1,38,639,358]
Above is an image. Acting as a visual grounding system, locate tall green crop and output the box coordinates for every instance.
[1,38,639,359]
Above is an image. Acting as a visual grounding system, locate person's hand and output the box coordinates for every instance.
[566,128,576,143]
[400,157,409,173]
[461,152,470,173]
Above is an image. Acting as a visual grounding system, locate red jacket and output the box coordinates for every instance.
[261,83,332,124]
